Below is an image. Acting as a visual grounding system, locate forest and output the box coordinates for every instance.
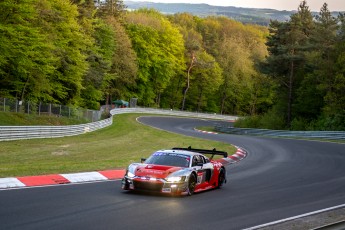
[0,0,344,130]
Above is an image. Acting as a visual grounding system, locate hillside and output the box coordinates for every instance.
[124,1,342,25]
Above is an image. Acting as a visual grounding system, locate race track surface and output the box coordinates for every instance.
[1,116,344,230]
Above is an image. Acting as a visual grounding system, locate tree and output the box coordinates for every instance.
[0,0,55,102]
[126,9,185,107]
[196,17,221,57]
[81,19,116,109]
[318,12,345,129]
[96,0,126,20]
[313,3,339,113]
[169,14,215,111]
[217,37,250,115]
[180,28,203,110]
[264,1,314,127]
[105,17,138,104]
[188,51,222,112]
[34,0,92,106]
[196,16,270,115]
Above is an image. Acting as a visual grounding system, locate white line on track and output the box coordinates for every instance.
[0,179,121,191]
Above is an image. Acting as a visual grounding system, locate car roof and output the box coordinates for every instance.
[156,149,202,157]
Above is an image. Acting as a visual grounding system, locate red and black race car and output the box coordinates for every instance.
[121,147,227,196]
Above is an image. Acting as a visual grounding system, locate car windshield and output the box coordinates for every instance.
[145,152,190,167]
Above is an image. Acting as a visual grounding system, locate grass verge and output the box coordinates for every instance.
[0,114,236,178]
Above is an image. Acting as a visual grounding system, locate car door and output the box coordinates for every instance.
[192,155,213,185]
[198,155,214,182]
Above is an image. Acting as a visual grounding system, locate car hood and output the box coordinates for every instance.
[134,164,183,179]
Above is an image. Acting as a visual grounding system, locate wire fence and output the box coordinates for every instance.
[0,97,102,122]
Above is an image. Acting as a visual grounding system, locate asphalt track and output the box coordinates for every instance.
[1,116,344,230]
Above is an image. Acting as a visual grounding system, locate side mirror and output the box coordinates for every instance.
[141,158,146,163]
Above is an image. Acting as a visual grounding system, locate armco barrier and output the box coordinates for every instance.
[4,107,343,141]
[0,108,238,141]
[110,107,238,121]
[0,117,112,141]
[215,126,345,140]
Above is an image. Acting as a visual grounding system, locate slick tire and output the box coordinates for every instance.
[187,173,197,196]
[217,168,226,188]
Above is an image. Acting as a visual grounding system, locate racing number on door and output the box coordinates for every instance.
[193,155,206,184]
[197,171,204,184]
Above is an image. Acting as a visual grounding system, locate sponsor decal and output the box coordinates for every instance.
[197,171,205,184]
[153,152,190,159]
[144,170,164,175]
[162,188,171,193]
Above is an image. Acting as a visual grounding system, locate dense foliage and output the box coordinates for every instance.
[256,1,345,130]
[0,0,343,130]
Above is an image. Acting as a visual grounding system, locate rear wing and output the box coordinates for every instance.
[172,146,228,159]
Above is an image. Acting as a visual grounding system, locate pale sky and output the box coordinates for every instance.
[128,0,345,11]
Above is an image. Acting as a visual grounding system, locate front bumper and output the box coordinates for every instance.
[122,176,188,195]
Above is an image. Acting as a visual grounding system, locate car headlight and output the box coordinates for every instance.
[127,171,135,178]
[166,176,184,182]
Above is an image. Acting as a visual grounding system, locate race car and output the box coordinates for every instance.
[121,146,227,196]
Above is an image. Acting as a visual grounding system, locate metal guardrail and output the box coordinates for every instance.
[1,106,343,141]
[3,106,343,141]
[0,107,238,141]
[110,107,238,121]
[215,126,345,140]
[0,118,112,141]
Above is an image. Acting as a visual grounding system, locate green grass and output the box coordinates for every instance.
[0,114,236,177]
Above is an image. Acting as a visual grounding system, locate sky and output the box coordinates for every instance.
[128,0,345,11]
